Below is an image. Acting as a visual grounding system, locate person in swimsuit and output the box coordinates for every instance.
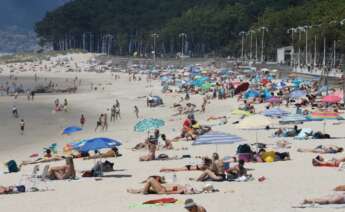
[160,157,213,172]
[19,119,25,135]
[312,155,345,167]
[302,194,345,205]
[184,199,207,212]
[195,153,225,181]
[127,177,201,195]
[298,145,343,154]
[46,157,76,180]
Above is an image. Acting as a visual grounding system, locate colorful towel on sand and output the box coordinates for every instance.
[128,199,182,209]
[143,198,178,204]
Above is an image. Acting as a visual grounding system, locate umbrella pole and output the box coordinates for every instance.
[255,131,258,143]
[323,122,326,134]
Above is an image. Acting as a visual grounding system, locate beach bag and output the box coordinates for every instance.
[6,160,19,173]
[237,144,252,154]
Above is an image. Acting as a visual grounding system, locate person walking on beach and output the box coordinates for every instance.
[80,114,86,128]
[134,105,139,119]
[95,114,103,132]
[63,99,68,112]
[12,106,18,118]
[103,113,108,131]
[115,105,121,120]
[110,105,116,122]
[19,119,25,136]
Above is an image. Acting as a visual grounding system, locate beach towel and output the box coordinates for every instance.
[143,198,178,204]
[293,204,345,209]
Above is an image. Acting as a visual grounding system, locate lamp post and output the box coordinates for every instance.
[247,30,255,61]
[304,25,313,65]
[296,27,305,68]
[239,31,246,62]
[340,19,345,106]
[151,33,159,67]
[287,27,297,67]
[259,27,268,63]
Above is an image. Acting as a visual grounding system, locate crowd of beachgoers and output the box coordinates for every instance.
[1,53,345,211]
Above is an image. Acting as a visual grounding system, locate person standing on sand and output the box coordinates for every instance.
[12,106,18,118]
[19,119,25,136]
[80,114,86,128]
[95,114,103,132]
[103,113,108,131]
[134,105,139,119]
[110,105,116,122]
[115,105,121,120]
[63,99,68,112]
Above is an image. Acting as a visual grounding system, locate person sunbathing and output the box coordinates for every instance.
[139,137,157,161]
[127,177,200,194]
[0,185,26,194]
[161,134,173,150]
[194,153,225,182]
[20,149,63,166]
[302,194,345,205]
[298,145,343,154]
[46,157,76,180]
[312,155,345,167]
[160,157,213,172]
[84,147,122,160]
[226,159,248,180]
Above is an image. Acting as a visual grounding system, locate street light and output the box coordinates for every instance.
[340,19,345,106]
[303,25,313,65]
[287,27,297,67]
[151,33,159,67]
[259,27,268,63]
[296,26,305,68]
[179,33,187,57]
[247,30,255,61]
[239,31,246,62]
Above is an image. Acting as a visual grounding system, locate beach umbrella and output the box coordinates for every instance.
[234,82,249,94]
[236,114,274,129]
[193,131,245,145]
[231,109,252,117]
[279,113,305,124]
[266,96,282,104]
[134,118,165,132]
[244,89,259,99]
[321,95,342,104]
[306,111,344,121]
[63,126,82,135]
[263,108,289,117]
[289,90,306,99]
[74,137,122,152]
[201,82,213,91]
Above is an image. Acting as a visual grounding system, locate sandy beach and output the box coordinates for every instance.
[0,53,345,212]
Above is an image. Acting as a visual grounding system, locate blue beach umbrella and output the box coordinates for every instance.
[134,118,165,132]
[74,137,122,152]
[244,89,259,99]
[63,126,82,135]
[289,90,306,99]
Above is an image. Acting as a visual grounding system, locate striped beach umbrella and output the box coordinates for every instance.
[193,131,245,146]
[306,111,344,121]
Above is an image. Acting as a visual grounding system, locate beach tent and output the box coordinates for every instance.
[263,108,289,117]
[236,114,274,129]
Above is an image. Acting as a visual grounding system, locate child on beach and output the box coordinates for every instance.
[80,114,86,128]
[134,105,139,119]
[19,119,25,135]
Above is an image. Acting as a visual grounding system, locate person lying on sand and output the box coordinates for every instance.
[302,193,345,205]
[83,147,122,160]
[160,155,218,172]
[192,153,225,182]
[20,149,64,166]
[312,155,345,167]
[0,185,26,195]
[139,136,157,161]
[127,177,214,195]
[46,157,76,180]
[298,145,343,154]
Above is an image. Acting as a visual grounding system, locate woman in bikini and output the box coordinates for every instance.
[312,155,345,167]
[298,145,343,154]
[127,177,200,195]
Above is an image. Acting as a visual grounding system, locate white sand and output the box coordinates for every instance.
[0,53,345,212]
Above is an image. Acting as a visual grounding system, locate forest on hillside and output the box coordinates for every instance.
[35,0,345,62]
